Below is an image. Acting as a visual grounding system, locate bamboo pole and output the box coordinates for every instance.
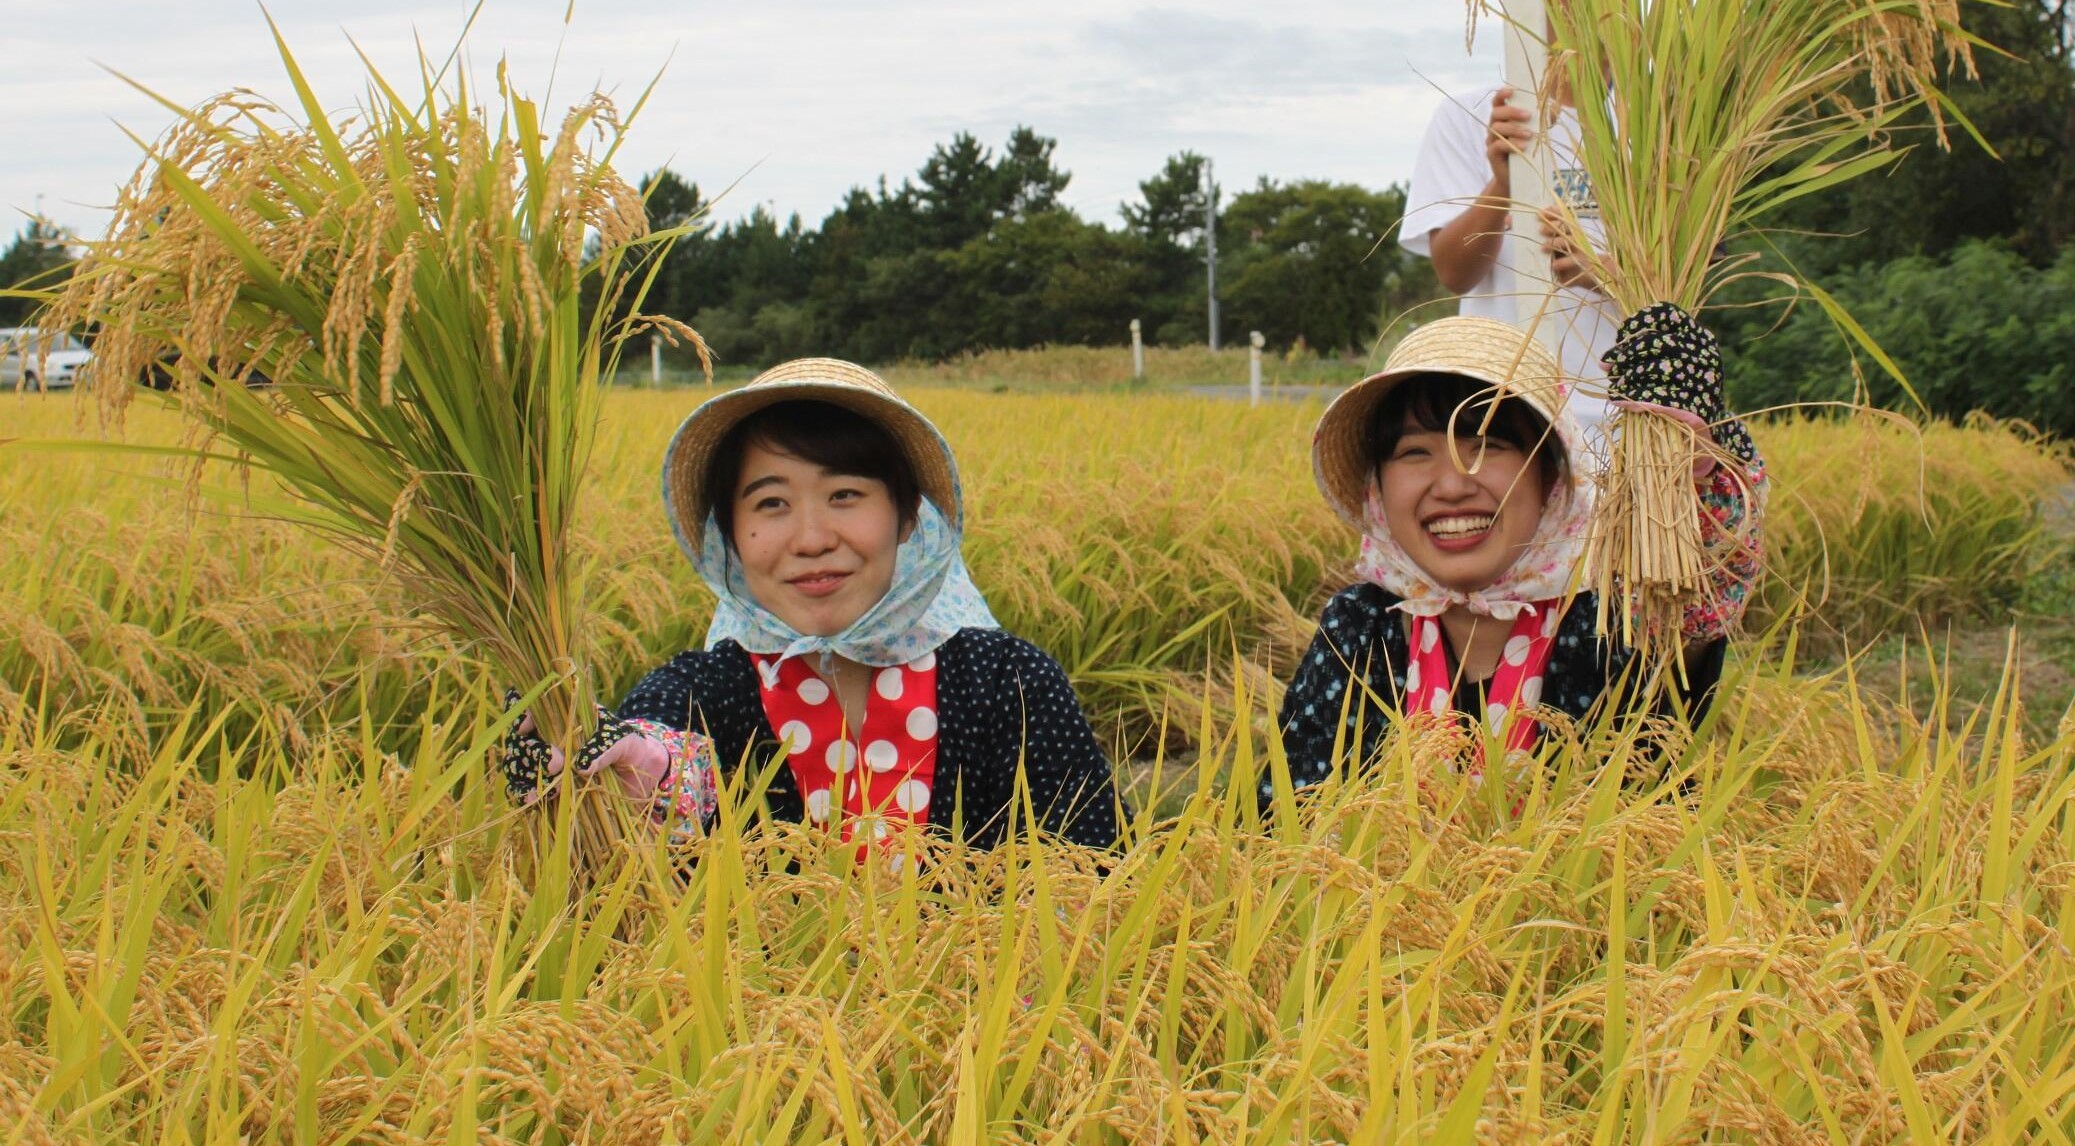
[1499,0,1561,362]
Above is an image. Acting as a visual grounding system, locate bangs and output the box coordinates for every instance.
[1367,373,1563,484]
[706,399,921,543]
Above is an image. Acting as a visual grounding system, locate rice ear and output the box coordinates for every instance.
[1470,0,1976,653]
[38,29,690,895]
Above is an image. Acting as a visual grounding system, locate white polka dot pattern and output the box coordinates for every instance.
[825,740,857,774]
[864,739,899,773]
[748,655,949,852]
[906,706,938,740]
[615,631,1124,851]
[1268,584,1732,810]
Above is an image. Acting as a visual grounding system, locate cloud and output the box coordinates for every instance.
[0,1,1500,239]
[1079,8,1481,101]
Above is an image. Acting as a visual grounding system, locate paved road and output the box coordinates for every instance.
[1184,384,1346,404]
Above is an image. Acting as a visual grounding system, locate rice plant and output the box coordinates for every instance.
[5,393,2064,757]
[1475,0,1979,655]
[35,29,708,885]
[5,381,2073,1139]
[2,618,2071,1141]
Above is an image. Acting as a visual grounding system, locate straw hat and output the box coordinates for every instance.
[1312,316,1573,530]
[662,358,961,551]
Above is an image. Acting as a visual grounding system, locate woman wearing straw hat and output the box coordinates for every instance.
[500,359,1124,851]
[1265,307,1767,803]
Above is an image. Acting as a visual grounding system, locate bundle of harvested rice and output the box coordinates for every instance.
[42,26,702,884]
[1476,0,1975,659]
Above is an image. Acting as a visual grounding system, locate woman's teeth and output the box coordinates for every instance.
[1427,515,1495,538]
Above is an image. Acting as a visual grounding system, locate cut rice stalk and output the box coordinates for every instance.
[1469,0,1976,657]
[38,26,704,895]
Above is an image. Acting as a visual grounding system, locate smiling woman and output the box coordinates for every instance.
[501,358,1126,852]
[1264,312,1768,808]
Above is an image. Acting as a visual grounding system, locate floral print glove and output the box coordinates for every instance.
[1600,301,1758,471]
[498,692,667,808]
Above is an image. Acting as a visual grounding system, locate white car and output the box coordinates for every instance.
[0,326,91,390]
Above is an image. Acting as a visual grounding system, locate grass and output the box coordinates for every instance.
[3,387,2073,1141]
[611,341,1389,393]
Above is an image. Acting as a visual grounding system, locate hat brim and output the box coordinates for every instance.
[662,376,961,562]
[1312,319,1572,531]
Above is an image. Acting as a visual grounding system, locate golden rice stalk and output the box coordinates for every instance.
[1472,0,1975,656]
[1590,415,1707,656]
[38,21,701,889]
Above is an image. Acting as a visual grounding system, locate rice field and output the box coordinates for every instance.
[3,388,2073,1142]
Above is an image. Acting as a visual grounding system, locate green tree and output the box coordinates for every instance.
[929,213,1159,354]
[1757,0,2075,273]
[0,219,73,325]
[1725,239,2075,435]
[914,127,1072,249]
[1219,180,1424,354]
[1122,151,1215,344]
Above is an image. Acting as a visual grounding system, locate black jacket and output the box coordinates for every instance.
[619,628,1124,849]
[1268,583,1725,802]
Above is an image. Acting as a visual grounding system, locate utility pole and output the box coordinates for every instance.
[1204,159,1220,352]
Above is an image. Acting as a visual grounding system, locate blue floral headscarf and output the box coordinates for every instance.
[692,495,997,668]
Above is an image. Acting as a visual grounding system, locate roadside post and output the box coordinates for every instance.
[1248,331,1264,407]
[650,333,661,387]
[1130,319,1144,382]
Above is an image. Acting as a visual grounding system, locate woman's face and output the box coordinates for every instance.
[1377,420,1551,593]
[730,440,906,637]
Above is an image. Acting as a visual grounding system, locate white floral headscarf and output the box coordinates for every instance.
[1352,388,1598,620]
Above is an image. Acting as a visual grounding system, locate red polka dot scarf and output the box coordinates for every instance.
[1403,601,1561,763]
[752,651,940,845]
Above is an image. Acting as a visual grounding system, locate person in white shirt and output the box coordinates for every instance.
[1399,82,1618,461]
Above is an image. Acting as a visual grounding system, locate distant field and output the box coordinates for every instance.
[613,341,1383,392]
[3,388,2073,1141]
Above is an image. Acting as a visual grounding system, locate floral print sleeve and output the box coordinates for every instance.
[1681,452,1768,643]
[623,717,718,844]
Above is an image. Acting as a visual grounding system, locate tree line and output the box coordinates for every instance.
[3,1,2069,432]
[630,132,1435,367]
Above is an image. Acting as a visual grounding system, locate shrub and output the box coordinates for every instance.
[1727,240,2075,437]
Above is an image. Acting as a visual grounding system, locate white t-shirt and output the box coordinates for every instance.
[1400,83,1618,453]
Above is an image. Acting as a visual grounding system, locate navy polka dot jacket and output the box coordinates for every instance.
[1268,583,1726,802]
[618,628,1125,850]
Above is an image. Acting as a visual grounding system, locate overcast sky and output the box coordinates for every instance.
[0,1,1502,241]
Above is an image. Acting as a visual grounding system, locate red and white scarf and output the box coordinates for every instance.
[751,651,941,849]
[1402,603,1563,760]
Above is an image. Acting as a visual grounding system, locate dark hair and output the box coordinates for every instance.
[705,399,922,545]
[1366,373,1563,488]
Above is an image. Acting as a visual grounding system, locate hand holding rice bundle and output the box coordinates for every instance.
[497,360,1127,855]
[1475,0,1976,658]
